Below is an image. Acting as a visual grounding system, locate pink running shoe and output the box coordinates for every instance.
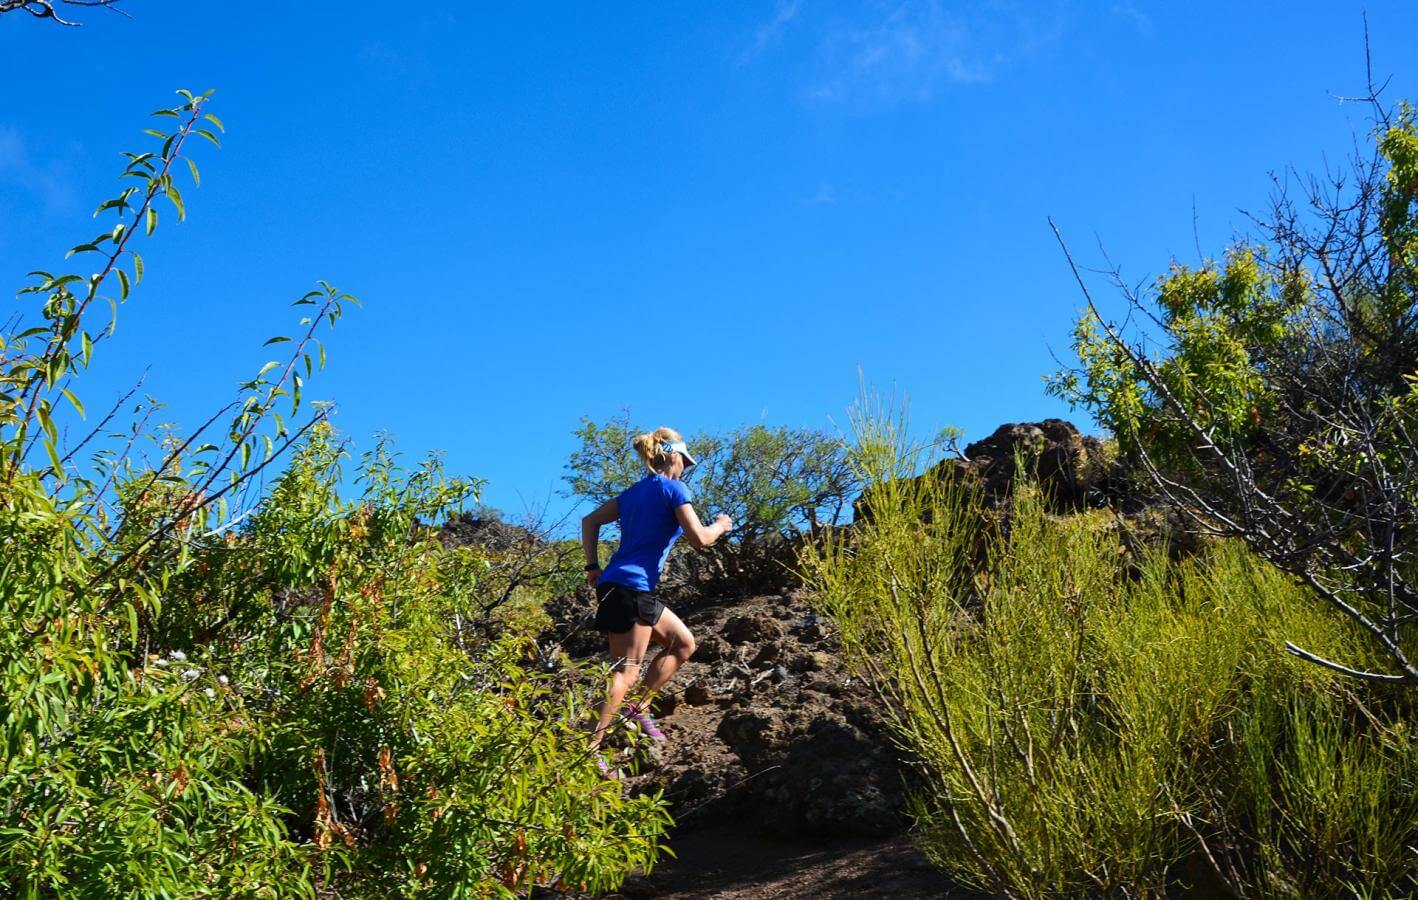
[622,704,667,742]
[595,755,621,780]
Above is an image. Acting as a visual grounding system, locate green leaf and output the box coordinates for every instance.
[145,208,158,236]
[203,112,225,131]
[81,332,93,367]
[116,268,130,301]
[166,185,185,220]
[132,253,144,284]
[60,388,84,418]
[37,401,57,440]
[196,129,222,148]
[43,438,63,481]
[263,336,291,346]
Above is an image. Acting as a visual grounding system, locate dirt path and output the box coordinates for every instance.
[608,826,976,899]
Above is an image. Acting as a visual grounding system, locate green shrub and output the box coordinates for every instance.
[804,399,1418,898]
[0,92,668,898]
[1048,104,1418,686]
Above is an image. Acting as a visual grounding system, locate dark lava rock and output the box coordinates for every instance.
[856,418,1140,520]
[715,705,906,838]
[693,634,727,663]
[961,419,1108,511]
[684,681,714,706]
[790,651,834,673]
[722,614,785,646]
[652,689,680,717]
[439,511,543,551]
[750,641,784,666]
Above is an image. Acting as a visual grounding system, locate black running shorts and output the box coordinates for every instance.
[594,581,665,634]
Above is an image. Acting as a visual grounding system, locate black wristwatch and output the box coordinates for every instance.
[584,562,601,571]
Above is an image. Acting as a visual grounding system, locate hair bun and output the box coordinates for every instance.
[632,426,684,473]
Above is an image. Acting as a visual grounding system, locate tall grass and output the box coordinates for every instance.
[803,400,1418,898]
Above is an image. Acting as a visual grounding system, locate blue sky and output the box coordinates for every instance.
[3,2,1416,522]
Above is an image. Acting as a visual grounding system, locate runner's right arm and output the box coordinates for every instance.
[674,504,733,550]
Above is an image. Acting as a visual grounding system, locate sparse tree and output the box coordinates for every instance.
[1050,82,1418,684]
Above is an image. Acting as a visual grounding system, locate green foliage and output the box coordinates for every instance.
[1048,108,1418,475]
[690,424,858,544]
[804,402,1418,898]
[1,93,668,897]
[563,413,648,509]
[1050,243,1309,465]
[1048,103,1418,686]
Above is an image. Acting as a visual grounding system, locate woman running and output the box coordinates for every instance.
[581,426,732,773]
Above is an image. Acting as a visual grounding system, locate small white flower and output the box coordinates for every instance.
[203,687,216,699]
[170,650,187,662]
[217,675,229,686]
[182,669,200,682]
[153,658,168,668]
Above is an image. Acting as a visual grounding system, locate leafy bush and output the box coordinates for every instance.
[1049,102,1418,685]
[1,92,668,898]
[804,399,1418,898]
[565,411,858,589]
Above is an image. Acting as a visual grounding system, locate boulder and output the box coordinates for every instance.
[856,418,1135,520]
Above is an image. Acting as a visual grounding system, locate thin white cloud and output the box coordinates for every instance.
[1111,2,1152,36]
[740,0,802,64]
[803,182,838,206]
[745,1,1068,107]
[0,127,77,215]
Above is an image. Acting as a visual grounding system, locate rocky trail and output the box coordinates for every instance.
[551,587,978,898]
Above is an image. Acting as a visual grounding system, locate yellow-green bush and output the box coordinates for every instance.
[804,404,1418,898]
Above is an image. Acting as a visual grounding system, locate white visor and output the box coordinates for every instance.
[661,439,696,467]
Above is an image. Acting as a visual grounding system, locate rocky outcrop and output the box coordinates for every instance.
[958,418,1119,511]
[857,418,1142,521]
[438,511,543,551]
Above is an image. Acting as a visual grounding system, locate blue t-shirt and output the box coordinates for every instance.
[600,474,693,592]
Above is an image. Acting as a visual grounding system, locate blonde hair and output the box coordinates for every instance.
[632,426,684,473]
